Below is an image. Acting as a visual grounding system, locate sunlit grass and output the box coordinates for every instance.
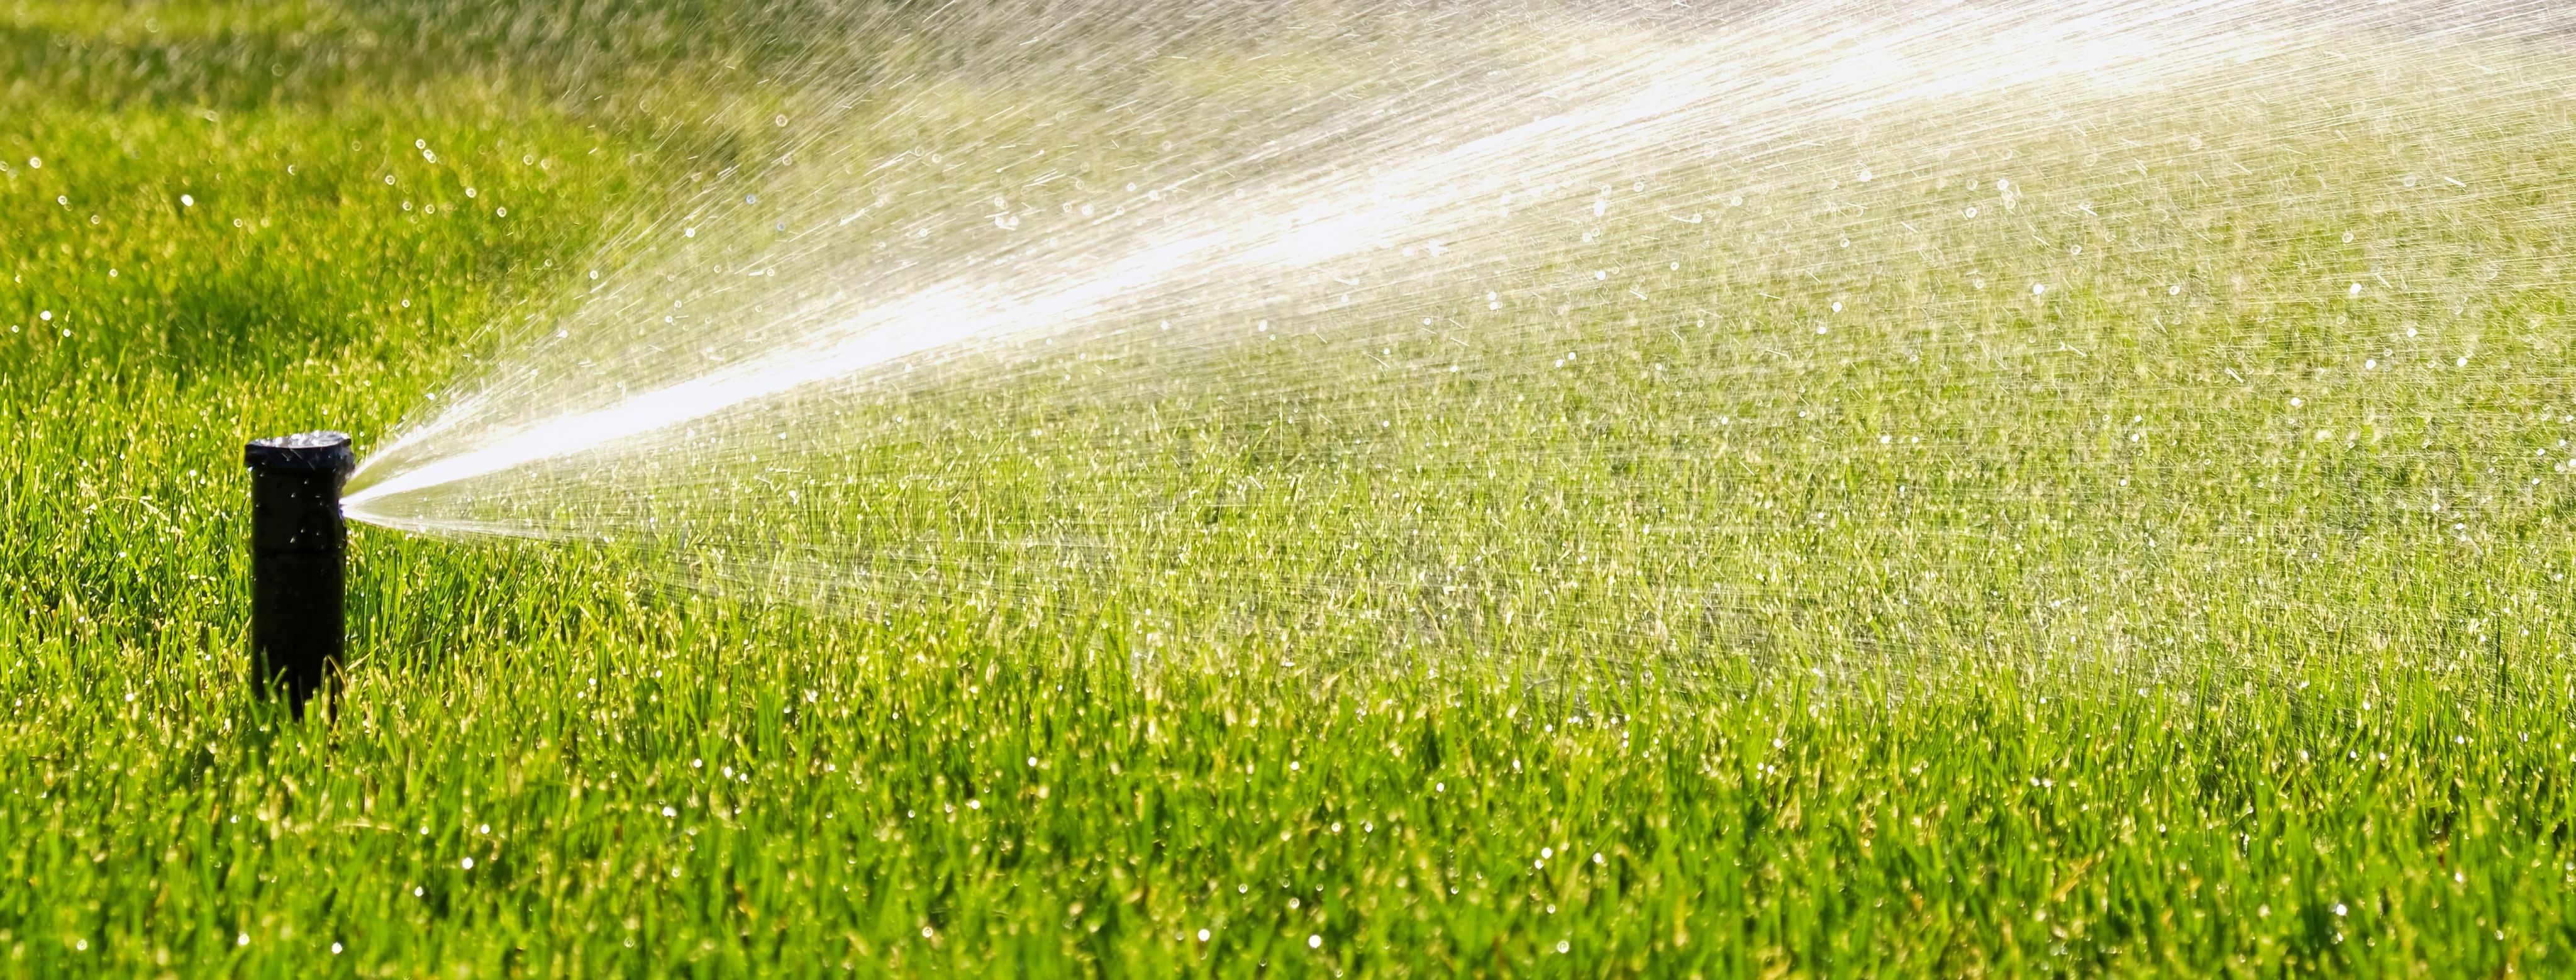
[4,2,2575,977]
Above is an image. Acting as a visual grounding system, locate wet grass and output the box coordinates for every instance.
[4,1,2576,977]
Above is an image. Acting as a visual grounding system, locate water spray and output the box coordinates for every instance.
[245,432,356,715]
[329,0,2576,671]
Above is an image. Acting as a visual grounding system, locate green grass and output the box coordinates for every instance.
[7,2,2576,976]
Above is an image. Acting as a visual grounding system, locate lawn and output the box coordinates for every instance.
[4,1,2575,976]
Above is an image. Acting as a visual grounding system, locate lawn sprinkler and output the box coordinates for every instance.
[245,431,357,715]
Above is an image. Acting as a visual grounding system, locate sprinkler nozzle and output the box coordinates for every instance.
[245,431,356,715]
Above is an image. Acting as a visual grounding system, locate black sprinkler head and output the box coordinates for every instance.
[245,431,357,715]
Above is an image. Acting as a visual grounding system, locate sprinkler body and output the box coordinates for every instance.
[245,432,356,715]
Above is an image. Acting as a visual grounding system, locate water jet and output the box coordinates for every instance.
[245,431,355,715]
